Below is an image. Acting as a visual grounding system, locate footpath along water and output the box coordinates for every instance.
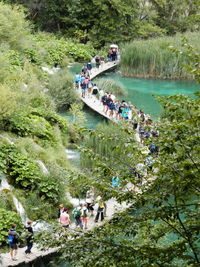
[101,72,200,119]
[70,63,199,122]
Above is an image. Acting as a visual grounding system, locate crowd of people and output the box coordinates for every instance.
[7,193,107,262]
[74,55,160,187]
[58,193,106,232]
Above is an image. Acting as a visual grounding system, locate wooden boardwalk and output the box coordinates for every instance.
[0,199,128,267]
[78,60,119,121]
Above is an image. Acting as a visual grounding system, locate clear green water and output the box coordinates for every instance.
[96,71,200,119]
[70,63,199,123]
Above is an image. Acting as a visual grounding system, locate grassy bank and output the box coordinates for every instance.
[120,32,200,79]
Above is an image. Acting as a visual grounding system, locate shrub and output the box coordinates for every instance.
[4,112,55,142]
[0,85,18,122]
[39,176,61,201]
[34,33,95,63]
[48,69,79,110]
[0,145,41,189]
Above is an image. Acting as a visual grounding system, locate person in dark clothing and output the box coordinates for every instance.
[81,81,87,98]
[95,55,100,68]
[8,224,18,261]
[92,84,99,96]
[105,95,112,115]
[102,93,108,112]
[86,62,92,75]
[25,221,34,255]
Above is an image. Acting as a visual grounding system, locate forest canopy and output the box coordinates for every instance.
[3,0,200,48]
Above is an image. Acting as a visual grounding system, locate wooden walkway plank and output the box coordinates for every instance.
[78,60,119,122]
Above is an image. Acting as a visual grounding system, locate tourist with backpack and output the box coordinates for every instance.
[80,203,88,229]
[73,205,83,229]
[8,224,18,261]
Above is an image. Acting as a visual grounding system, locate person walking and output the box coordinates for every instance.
[95,196,105,222]
[25,221,34,257]
[92,84,99,102]
[86,189,94,216]
[80,203,88,229]
[81,81,87,98]
[58,204,64,220]
[60,208,70,229]
[73,205,83,230]
[87,62,92,75]
[8,224,18,261]
[74,73,80,89]
[88,79,93,97]
[95,55,100,68]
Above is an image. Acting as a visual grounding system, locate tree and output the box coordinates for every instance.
[0,2,31,50]
[149,0,200,34]
[3,0,200,47]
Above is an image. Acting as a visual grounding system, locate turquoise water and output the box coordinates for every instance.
[62,106,105,129]
[97,71,200,119]
[70,63,199,122]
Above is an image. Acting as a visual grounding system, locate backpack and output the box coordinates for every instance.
[8,235,14,244]
[82,208,87,218]
[74,208,81,219]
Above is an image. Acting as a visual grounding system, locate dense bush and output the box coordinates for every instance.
[0,86,18,121]
[48,70,79,110]
[0,145,41,189]
[39,175,61,202]
[4,112,53,140]
[34,33,95,63]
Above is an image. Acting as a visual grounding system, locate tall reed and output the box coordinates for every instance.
[94,78,127,96]
[120,32,200,79]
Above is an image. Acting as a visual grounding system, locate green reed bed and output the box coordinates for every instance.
[120,32,200,79]
[94,78,127,96]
